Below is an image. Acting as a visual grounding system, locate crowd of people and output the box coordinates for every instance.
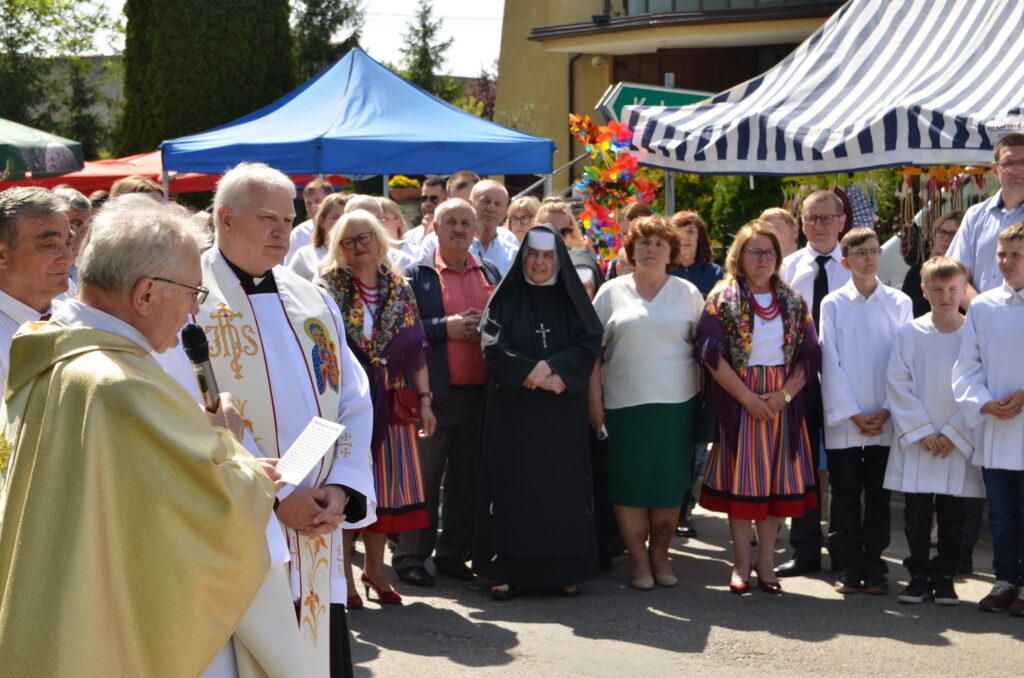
[2,133,1024,676]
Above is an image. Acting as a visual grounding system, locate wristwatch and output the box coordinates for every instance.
[781,389,793,404]
[418,391,434,403]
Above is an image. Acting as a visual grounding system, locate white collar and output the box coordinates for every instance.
[840,278,882,303]
[998,281,1024,306]
[805,242,842,262]
[52,298,155,354]
[0,287,51,324]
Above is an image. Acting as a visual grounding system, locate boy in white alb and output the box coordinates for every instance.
[953,221,1024,616]
[885,257,983,606]
[820,227,912,595]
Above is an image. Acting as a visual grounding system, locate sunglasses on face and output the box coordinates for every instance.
[421,195,441,204]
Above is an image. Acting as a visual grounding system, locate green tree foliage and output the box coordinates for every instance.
[119,0,295,155]
[292,0,364,83]
[399,0,462,104]
[711,174,785,237]
[0,0,113,155]
[465,64,496,120]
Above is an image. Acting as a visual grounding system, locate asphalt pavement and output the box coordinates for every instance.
[348,502,1024,677]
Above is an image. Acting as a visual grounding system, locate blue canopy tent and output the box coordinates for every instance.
[626,0,1024,175]
[160,48,554,177]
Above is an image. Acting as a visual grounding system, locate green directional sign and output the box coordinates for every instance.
[596,82,712,124]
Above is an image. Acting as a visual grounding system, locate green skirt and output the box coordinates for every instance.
[605,399,695,508]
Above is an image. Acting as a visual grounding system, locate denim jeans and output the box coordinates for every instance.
[981,468,1024,585]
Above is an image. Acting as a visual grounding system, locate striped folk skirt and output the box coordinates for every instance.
[360,422,429,534]
[699,365,817,520]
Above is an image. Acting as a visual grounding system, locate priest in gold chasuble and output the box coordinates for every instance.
[0,197,280,678]
[203,163,376,678]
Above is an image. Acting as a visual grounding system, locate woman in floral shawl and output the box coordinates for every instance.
[695,220,820,596]
[319,209,436,608]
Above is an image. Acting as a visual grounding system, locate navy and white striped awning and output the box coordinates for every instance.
[626,0,1024,175]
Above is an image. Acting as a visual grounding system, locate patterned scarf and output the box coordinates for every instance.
[319,267,420,368]
[703,276,810,378]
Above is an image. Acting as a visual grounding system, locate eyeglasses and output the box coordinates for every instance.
[150,276,209,304]
[508,215,533,225]
[340,231,374,250]
[802,214,842,226]
[421,195,441,204]
[744,247,778,260]
[934,228,959,240]
[848,247,883,258]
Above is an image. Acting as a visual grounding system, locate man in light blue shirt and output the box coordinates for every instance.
[947,133,1024,301]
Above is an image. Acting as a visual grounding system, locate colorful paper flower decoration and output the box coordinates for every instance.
[569,114,657,262]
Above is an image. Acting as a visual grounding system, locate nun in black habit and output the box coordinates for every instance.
[473,225,604,598]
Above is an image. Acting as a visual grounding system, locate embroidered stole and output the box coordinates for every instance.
[199,252,343,675]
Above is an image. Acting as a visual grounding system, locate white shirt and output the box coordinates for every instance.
[946,191,1024,293]
[388,246,418,271]
[748,295,785,366]
[0,289,57,393]
[953,282,1024,470]
[284,219,314,266]
[884,315,984,497]
[402,224,428,260]
[419,227,520,276]
[592,275,704,409]
[781,243,851,310]
[286,244,327,282]
[820,279,912,448]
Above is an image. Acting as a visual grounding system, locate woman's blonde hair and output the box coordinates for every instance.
[377,197,411,236]
[508,195,540,218]
[321,209,398,276]
[723,219,782,283]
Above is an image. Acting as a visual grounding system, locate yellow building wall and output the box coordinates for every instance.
[496,1,610,192]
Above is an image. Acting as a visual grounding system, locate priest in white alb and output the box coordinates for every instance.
[200,162,376,678]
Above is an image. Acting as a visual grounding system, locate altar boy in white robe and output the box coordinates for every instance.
[954,221,1024,617]
[885,256,984,607]
[200,162,376,678]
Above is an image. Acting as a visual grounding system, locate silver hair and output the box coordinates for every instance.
[213,162,296,229]
[470,179,508,202]
[52,186,92,212]
[321,209,398,276]
[80,194,204,294]
[344,194,384,219]
[0,186,69,247]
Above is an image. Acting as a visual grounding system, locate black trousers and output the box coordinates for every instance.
[393,385,484,572]
[330,603,353,678]
[788,383,825,561]
[826,445,891,573]
[902,492,965,578]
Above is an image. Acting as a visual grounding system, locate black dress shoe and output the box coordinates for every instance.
[397,565,434,587]
[774,558,821,578]
[675,521,697,538]
[435,560,475,581]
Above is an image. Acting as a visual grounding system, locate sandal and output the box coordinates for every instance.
[561,584,580,597]
[489,584,521,601]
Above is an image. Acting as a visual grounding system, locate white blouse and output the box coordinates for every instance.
[592,274,704,410]
[748,293,785,366]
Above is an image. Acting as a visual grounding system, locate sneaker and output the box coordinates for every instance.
[864,572,889,595]
[834,571,862,594]
[932,576,959,606]
[978,581,1019,612]
[1010,596,1024,617]
[897,576,933,604]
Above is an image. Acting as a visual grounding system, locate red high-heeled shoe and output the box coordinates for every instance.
[729,570,750,595]
[754,566,782,594]
[362,572,402,604]
[347,593,364,610]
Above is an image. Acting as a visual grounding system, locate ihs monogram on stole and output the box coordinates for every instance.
[205,303,259,379]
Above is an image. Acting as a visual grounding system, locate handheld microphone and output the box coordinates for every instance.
[181,323,221,412]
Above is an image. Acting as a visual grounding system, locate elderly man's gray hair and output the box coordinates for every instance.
[213,162,296,228]
[0,187,69,248]
[52,186,91,212]
[434,198,476,225]
[80,195,203,294]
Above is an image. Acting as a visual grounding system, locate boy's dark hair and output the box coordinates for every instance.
[446,170,480,195]
[840,226,879,257]
[993,133,1024,162]
[920,255,968,286]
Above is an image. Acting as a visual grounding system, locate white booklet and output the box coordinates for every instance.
[275,417,344,485]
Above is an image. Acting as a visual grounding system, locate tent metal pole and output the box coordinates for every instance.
[383,175,390,199]
[665,172,675,215]
[161,171,169,202]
